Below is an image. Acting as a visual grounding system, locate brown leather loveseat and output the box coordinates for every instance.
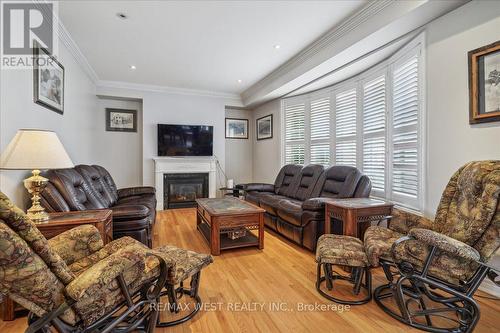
[40,164,156,247]
[238,164,371,250]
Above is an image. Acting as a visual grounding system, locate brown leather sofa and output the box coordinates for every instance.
[238,164,371,251]
[40,164,156,247]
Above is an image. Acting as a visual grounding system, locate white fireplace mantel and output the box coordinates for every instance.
[154,157,217,210]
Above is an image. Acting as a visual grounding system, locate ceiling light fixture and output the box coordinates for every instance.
[274,44,281,49]
[237,79,242,83]
[116,13,128,20]
[130,65,136,70]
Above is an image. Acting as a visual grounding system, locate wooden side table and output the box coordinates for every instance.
[0,209,113,321]
[40,210,113,243]
[324,198,393,240]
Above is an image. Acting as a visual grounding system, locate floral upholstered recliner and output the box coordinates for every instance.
[0,192,212,332]
[364,161,500,332]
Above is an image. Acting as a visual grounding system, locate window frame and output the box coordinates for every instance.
[281,33,426,211]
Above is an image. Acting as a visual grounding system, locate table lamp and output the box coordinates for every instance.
[0,129,74,223]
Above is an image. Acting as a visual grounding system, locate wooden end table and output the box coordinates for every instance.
[324,198,393,240]
[196,197,265,255]
[1,209,113,321]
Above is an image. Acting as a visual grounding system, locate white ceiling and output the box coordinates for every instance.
[59,0,367,95]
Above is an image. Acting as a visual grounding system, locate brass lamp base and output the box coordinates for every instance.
[23,169,49,224]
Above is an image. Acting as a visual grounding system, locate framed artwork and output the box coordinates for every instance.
[33,41,65,114]
[106,108,137,132]
[225,118,248,139]
[468,40,500,124]
[256,114,273,140]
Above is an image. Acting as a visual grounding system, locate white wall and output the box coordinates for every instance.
[251,99,281,183]
[97,85,228,191]
[425,0,500,296]
[425,0,500,217]
[0,41,99,207]
[95,97,143,188]
[225,108,253,184]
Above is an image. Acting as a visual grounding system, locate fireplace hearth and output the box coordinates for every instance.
[164,173,209,209]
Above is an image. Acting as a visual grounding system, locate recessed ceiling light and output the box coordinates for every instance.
[274,44,281,49]
[130,65,136,70]
[237,79,242,83]
[116,13,128,20]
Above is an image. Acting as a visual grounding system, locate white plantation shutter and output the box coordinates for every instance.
[284,101,305,165]
[391,55,420,207]
[285,144,305,164]
[335,89,357,167]
[310,97,330,166]
[362,76,386,194]
[281,38,424,211]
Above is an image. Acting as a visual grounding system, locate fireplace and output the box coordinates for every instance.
[164,173,209,209]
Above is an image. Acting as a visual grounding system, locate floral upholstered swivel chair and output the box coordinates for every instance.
[364,161,500,333]
[0,192,212,332]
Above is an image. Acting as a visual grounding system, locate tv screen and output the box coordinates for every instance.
[158,124,213,156]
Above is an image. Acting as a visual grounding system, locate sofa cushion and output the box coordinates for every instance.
[0,221,78,325]
[288,165,324,201]
[275,165,302,196]
[245,191,262,205]
[76,165,117,206]
[117,195,156,213]
[276,199,304,226]
[92,165,119,202]
[112,205,150,221]
[311,165,362,198]
[44,169,107,211]
[259,194,288,215]
[0,192,76,285]
[364,225,404,267]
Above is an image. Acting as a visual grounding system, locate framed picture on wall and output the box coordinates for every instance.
[256,114,273,140]
[225,118,248,139]
[33,41,65,114]
[106,108,137,132]
[468,40,500,124]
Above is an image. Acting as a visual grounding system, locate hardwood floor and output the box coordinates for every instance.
[1,208,499,332]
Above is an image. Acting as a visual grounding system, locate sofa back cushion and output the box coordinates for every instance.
[92,165,119,202]
[288,165,324,201]
[275,164,303,196]
[0,192,75,285]
[45,169,107,211]
[434,161,500,257]
[353,175,372,198]
[0,221,77,324]
[41,182,71,212]
[76,165,117,206]
[312,165,362,199]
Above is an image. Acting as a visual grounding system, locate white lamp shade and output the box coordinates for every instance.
[0,129,74,170]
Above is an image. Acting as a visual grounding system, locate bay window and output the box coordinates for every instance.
[282,38,424,210]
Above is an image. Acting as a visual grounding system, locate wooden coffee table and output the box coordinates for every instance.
[196,197,265,255]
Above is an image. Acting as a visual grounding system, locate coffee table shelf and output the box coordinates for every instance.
[198,222,259,250]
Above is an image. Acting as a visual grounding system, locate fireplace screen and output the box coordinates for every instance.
[164,173,209,209]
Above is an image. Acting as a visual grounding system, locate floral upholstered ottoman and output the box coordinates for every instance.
[315,234,371,305]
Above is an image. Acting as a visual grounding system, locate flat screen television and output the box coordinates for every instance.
[157,124,213,156]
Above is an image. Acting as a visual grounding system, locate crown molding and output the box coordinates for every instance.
[33,1,99,84]
[57,20,100,84]
[241,0,394,104]
[97,80,242,102]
